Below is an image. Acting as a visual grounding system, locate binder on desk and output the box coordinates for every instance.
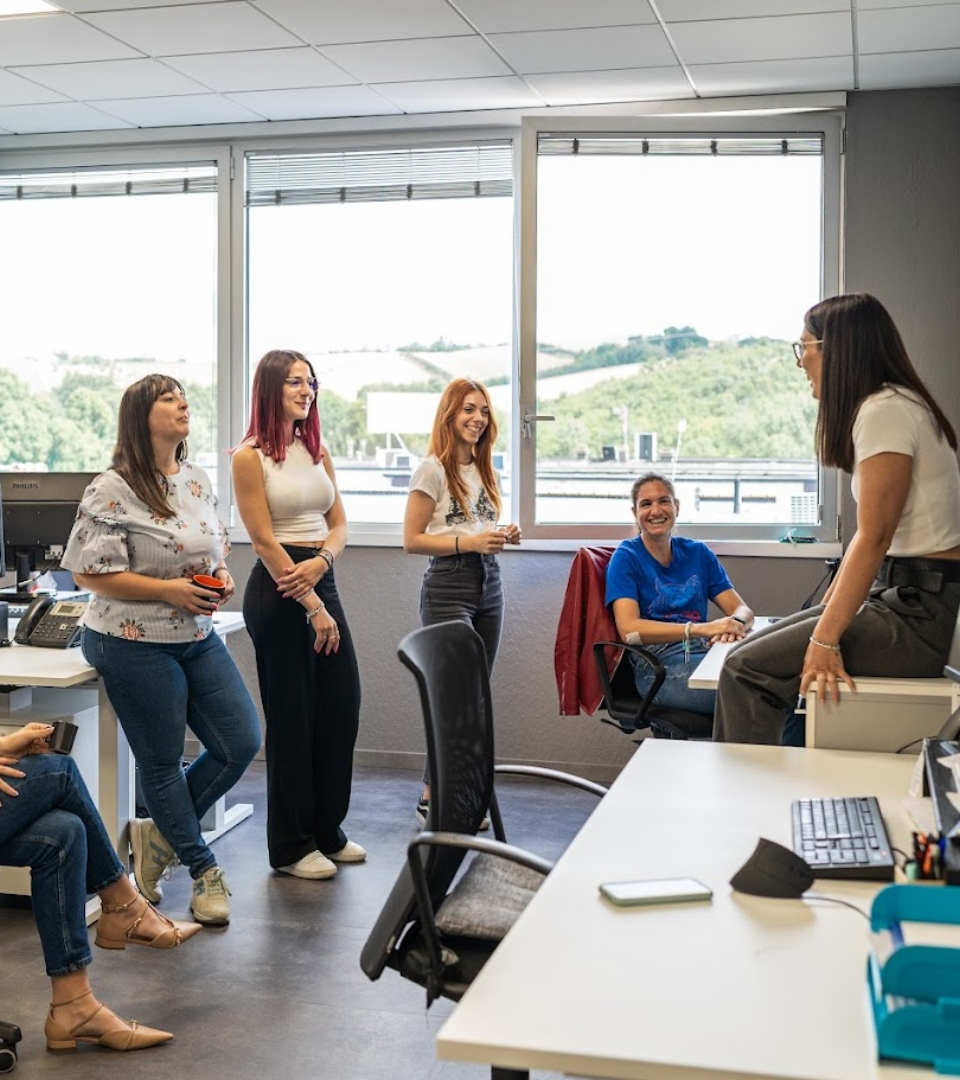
[868,885,960,1074]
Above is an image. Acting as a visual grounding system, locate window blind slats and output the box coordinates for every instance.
[0,163,217,201]
[246,143,513,207]
[538,134,823,157]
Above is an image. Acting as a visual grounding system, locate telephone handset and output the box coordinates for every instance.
[14,596,85,649]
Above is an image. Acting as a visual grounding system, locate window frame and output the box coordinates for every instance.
[515,112,843,550]
[0,141,234,494]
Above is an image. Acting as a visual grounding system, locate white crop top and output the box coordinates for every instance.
[254,438,335,545]
[852,385,960,557]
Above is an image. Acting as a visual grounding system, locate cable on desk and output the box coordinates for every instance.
[805,894,870,920]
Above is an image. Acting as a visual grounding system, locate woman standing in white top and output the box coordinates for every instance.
[404,378,521,825]
[232,350,363,880]
[715,293,960,744]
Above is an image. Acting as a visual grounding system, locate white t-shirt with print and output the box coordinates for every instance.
[408,456,499,538]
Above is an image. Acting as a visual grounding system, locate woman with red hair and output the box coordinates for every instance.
[403,378,521,826]
[233,350,363,881]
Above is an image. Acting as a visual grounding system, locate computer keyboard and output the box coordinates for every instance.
[791,796,896,881]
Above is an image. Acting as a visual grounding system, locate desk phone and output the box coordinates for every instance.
[14,597,86,649]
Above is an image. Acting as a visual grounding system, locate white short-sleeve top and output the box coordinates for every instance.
[408,456,499,538]
[61,462,228,643]
[852,385,960,557]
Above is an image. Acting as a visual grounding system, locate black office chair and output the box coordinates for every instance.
[361,621,606,1080]
[593,641,713,741]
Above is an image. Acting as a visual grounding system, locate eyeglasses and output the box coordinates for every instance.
[791,340,823,362]
[284,376,319,393]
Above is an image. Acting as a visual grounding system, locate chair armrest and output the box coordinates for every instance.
[593,639,667,730]
[405,832,555,990]
[494,764,607,798]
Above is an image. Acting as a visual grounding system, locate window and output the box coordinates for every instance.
[0,155,220,485]
[245,140,514,525]
[518,118,840,543]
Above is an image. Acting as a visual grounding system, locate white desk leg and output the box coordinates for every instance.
[200,796,254,843]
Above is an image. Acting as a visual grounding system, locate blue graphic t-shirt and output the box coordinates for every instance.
[604,535,733,624]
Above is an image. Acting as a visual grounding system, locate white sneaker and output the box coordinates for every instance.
[129,818,177,903]
[191,866,231,925]
[277,851,337,880]
[328,841,367,864]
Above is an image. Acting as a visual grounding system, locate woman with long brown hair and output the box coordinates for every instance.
[403,378,521,825]
[714,293,960,744]
[63,374,261,926]
[232,350,363,881]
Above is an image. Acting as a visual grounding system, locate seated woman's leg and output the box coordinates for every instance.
[713,608,821,744]
[632,643,717,716]
[180,632,261,821]
[0,807,93,976]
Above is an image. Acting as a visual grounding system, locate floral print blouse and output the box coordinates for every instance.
[61,462,228,643]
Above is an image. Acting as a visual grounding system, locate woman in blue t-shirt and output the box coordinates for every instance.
[606,472,754,716]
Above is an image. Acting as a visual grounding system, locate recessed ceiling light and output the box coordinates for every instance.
[0,1,60,15]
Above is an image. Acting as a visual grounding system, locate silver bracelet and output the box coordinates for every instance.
[809,636,840,652]
[316,548,334,569]
[304,601,326,622]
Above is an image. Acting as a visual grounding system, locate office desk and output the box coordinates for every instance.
[0,612,251,906]
[437,741,925,1080]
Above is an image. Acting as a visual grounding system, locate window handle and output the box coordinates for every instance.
[522,408,555,439]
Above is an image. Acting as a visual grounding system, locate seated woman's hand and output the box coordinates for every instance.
[800,641,857,704]
[704,616,747,646]
[0,756,27,802]
[0,722,55,758]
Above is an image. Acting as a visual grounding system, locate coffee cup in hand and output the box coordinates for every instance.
[48,720,78,755]
[193,573,226,599]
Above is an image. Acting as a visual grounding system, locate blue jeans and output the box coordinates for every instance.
[419,552,504,782]
[81,628,261,878]
[632,641,717,716]
[0,754,124,976]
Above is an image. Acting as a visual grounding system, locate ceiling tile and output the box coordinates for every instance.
[690,55,854,95]
[53,0,217,10]
[0,66,66,104]
[525,66,692,105]
[163,47,355,92]
[224,84,401,119]
[669,12,851,64]
[375,74,542,112]
[91,92,267,126]
[489,25,675,75]
[453,0,657,33]
[323,35,510,82]
[858,5,960,52]
[0,12,139,65]
[84,2,302,57]
[859,47,960,88]
[12,57,209,98]
[0,100,134,133]
[858,0,960,8]
[658,0,848,19]
[251,0,472,44]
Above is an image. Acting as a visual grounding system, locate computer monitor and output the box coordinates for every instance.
[0,472,97,590]
[0,481,5,580]
[936,612,960,741]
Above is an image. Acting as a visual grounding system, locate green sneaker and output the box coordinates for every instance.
[191,866,231,926]
[130,818,177,903]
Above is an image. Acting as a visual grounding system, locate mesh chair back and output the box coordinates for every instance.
[360,620,496,982]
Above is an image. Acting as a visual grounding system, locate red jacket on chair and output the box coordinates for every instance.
[555,546,620,716]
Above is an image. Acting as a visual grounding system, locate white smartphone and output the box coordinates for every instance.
[599,877,713,908]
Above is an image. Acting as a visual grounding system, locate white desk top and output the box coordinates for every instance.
[0,611,245,689]
[687,614,778,689]
[437,740,925,1080]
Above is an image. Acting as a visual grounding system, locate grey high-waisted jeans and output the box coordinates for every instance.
[714,580,960,745]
